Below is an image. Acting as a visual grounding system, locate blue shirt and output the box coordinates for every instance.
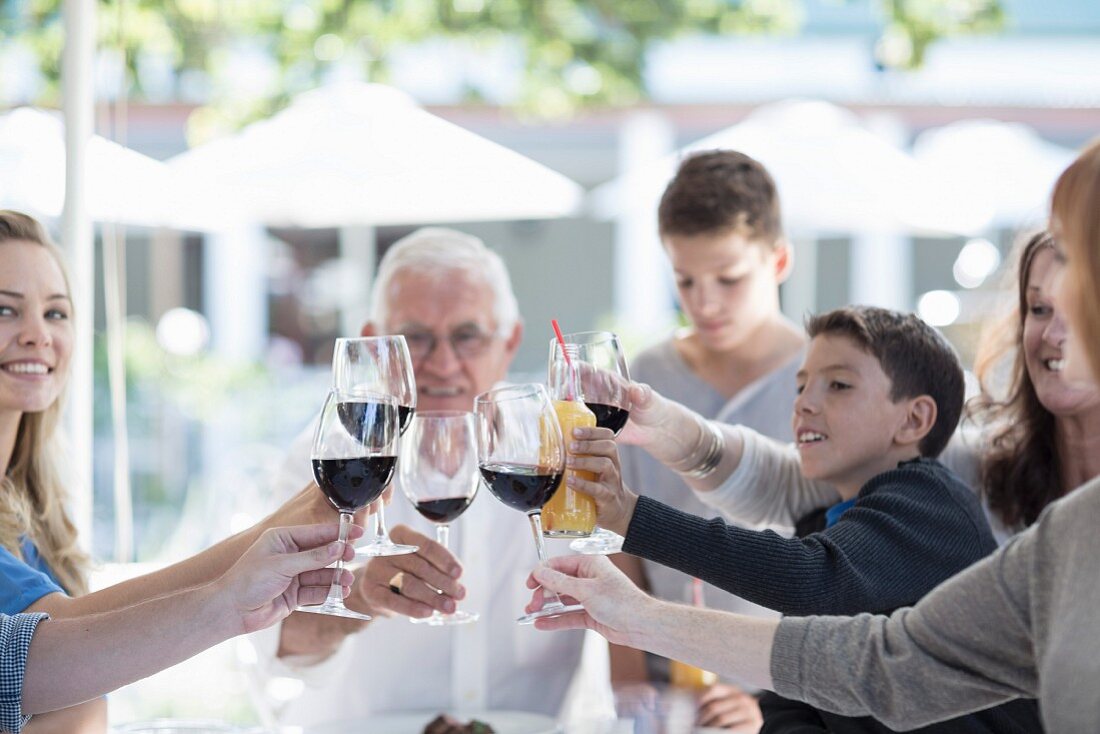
[824,498,857,528]
[0,540,63,615]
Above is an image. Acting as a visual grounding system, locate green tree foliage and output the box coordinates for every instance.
[1,0,1004,128]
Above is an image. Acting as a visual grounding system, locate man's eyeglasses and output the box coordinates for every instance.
[402,328,495,361]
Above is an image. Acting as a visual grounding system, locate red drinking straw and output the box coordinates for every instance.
[550,319,576,401]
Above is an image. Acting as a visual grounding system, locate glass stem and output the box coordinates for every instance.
[326,512,352,605]
[527,512,565,609]
[373,499,389,542]
[436,523,450,551]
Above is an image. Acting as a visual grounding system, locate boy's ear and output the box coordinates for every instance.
[773,240,794,285]
[896,395,938,450]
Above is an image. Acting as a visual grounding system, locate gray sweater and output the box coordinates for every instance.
[771,475,1100,733]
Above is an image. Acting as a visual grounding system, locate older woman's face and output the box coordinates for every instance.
[1023,247,1100,413]
[1049,242,1096,385]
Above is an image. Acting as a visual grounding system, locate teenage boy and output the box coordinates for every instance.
[569,306,1041,733]
[615,150,805,729]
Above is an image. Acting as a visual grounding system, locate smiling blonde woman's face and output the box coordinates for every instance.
[0,240,73,416]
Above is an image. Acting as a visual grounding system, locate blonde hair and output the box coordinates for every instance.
[1051,139,1100,382]
[0,211,89,596]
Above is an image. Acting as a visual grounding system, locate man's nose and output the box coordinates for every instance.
[421,336,462,375]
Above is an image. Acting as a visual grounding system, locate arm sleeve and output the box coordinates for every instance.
[0,548,64,615]
[770,529,1038,729]
[0,612,48,734]
[623,473,990,616]
[696,427,840,527]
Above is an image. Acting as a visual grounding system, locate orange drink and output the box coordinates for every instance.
[543,399,598,537]
[669,659,718,690]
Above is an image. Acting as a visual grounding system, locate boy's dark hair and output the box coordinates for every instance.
[806,306,964,458]
[658,150,783,246]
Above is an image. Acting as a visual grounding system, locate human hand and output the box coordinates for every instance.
[221,522,364,634]
[565,426,638,536]
[697,683,764,731]
[357,524,465,620]
[523,555,655,647]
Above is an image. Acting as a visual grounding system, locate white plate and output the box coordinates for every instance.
[305,710,560,734]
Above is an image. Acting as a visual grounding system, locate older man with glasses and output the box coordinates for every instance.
[249,228,591,729]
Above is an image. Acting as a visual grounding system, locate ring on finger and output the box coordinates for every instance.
[388,572,405,595]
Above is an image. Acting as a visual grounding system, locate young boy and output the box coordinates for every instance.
[575,306,1041,733]
[615,150,805,729]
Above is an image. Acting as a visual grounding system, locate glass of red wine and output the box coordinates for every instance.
[474,383,584,625]
[549,331,632,555]
[333,336,419,559]
[398,410,481,626]
[298,388,399,620]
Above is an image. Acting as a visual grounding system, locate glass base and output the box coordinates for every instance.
[354,540,419,561]
[516,600,584,625]
[544,528,595,539]
[569,528,624,555]
[410,609,479,626]
[296,600,372,621]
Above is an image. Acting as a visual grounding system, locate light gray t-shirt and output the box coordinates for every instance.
[772,475,1100,733]
[620,338,803,636]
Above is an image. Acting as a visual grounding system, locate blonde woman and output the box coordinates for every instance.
[0,211,363,731]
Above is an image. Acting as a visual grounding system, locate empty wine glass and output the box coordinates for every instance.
[333,336,419,558]
[548,331,631,555]
[399,410,481,626]
[298,389,398,620]
[474,383,584,625]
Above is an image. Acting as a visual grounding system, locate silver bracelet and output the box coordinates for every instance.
[677,420,725,479]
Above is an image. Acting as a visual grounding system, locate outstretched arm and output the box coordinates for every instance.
[525,556,778,692]
[29,484,375,621]
[22,523,359,716]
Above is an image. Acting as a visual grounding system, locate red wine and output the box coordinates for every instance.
[312,456,397,512]
[585,402,630,435]
[415,496,474,523]
[479,463,563,513]
[398,405,415,435]
[337,400,399,444]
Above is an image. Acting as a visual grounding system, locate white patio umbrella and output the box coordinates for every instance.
[590,99,987,236]
[912,119,1075,229]
[0,106,228,230]
[167,82,583,227]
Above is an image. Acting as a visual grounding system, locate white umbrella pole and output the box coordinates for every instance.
[61,0,96,552]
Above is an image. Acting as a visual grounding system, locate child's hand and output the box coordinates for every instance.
[566,426,639,536]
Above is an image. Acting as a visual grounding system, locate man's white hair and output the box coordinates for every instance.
[370,227,520,335]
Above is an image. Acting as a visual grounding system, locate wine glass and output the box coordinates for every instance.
[399,410,481,626]
[297,389,399,620]
[548,331,631,555]
[333,336,419,558]
[474,383,584,625]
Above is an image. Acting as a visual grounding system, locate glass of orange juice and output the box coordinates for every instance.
[543,343,598,537]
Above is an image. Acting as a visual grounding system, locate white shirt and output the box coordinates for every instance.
[249,417,588,728]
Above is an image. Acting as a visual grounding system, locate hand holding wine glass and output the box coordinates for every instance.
[297,389,399,621]
[475,383,584,625]
[333,336,419,558]
[548,330,632,554]
[398,410,481,626]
